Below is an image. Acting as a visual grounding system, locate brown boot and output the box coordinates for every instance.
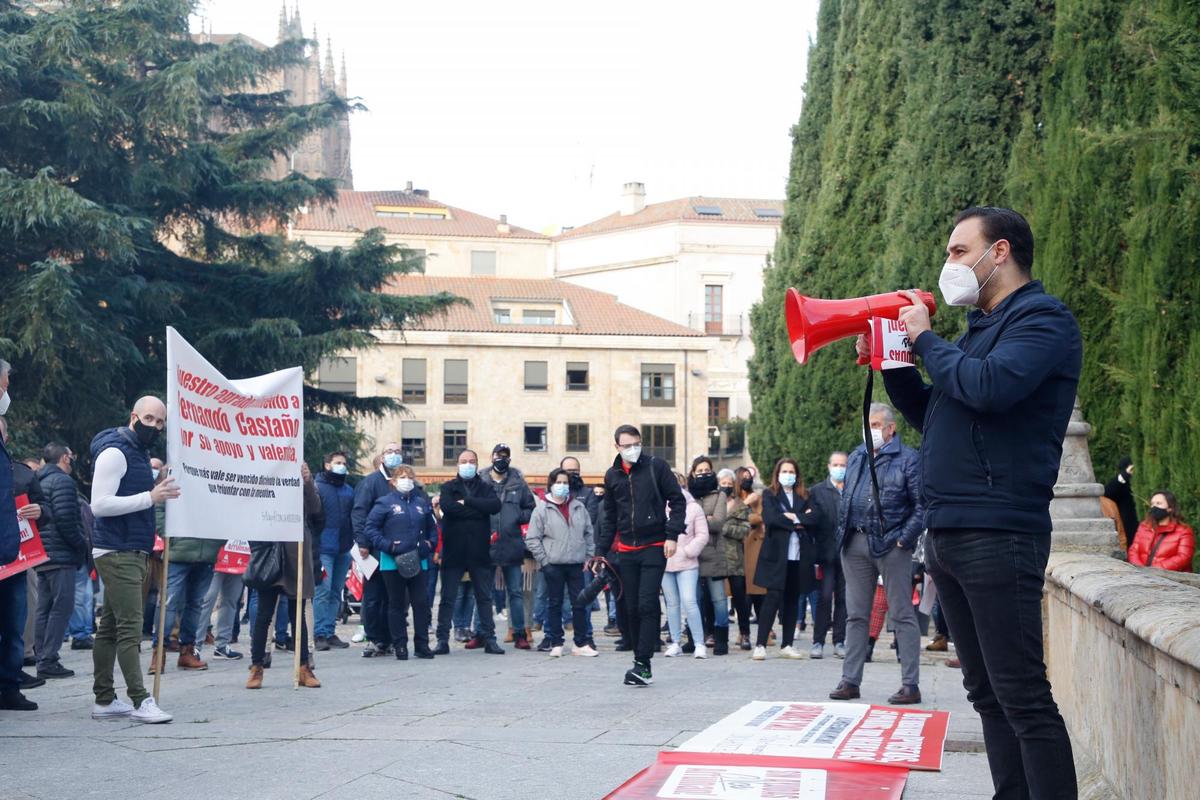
[503,628,514,643]
[177,648,208,671]
[147,649,167,674]
[298,664,321,688]
[246,665,264,689]
[925,634,948,652]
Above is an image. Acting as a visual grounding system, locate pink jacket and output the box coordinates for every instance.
[666,491,709,572]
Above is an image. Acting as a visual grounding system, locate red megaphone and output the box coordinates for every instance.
[785,289,937,365]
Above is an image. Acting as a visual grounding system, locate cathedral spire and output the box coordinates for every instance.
[324,38,336,93]
[339,51,348,98]
[290,2,303,38]
[278,2,288,42]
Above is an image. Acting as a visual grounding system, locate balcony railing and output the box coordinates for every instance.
[688,313,749,337]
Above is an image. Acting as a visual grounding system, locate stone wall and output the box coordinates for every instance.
[1044,552,1200,799]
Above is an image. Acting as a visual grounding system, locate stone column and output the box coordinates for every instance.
[1050,398,1119,553]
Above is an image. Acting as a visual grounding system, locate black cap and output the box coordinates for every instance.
[492,443,511,457]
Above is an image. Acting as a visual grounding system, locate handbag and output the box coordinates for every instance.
[394,548,422,579]
[244,542,285,589]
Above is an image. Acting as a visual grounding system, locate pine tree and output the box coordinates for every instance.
[0,0,458,469]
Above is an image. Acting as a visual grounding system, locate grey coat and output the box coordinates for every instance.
[526,498,594,567]
[696,490,729,578]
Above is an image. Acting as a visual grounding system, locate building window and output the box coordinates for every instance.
[317,356,356,395]
[471,250,497,275]
[444,359,468,404]
[493,307,512,324]
[522,309,557,325]
[402,358,426,404]
[566,361,589,391]
[443,422,467,466]
[566,423,590,452]
[524,360,548,391]
[401,421,426,467]
[524,423,547,453]
[642,424,676,466]
[708,397,730,456]
[705,285,724,334]
[640,364,676,406]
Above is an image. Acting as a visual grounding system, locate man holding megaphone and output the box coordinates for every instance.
[860,207,1081,800]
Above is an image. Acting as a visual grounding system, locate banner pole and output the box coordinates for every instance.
[153,536,171,702]
[293,534,304,689]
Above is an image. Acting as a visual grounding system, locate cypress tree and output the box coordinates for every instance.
[0,0,458,469]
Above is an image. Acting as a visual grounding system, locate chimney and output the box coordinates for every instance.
[620,182,646,216]
[405,180,413,193]
[497,214,510,235]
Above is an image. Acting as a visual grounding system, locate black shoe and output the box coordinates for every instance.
[314,637,331,652]
[377,643,393,657]
[483,639,505,655]
[395,645,409,661]
[603,623,620,636]
[36,663,74,680]
[19,671,45,690]
[263,652,273,669]
[614,639,631,652]
[22,655,35,667]
[0,690,37,711]
[623,660,653,687]
[453,627,470,643]
[828,680,861,701]
[536,638,554,653]
[414,642,435,659]
[327,635,351,649]
[433,640,450,656]
[70,637,94,651]
[888,685,922,705]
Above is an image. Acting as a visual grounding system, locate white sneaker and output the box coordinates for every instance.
[810,643,824,659]
[572,644,599,657]
[549,646,563,658]
[834,642,847,659]
[751,645,766,661]
[351,626,365,644]
[694,644,708,659]
[664,643,683,658]
[92,698,134,720]
[780,646,804,659]
[130,696,173,724]
[498,609,507,619]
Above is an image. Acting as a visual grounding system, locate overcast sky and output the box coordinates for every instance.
[192,0,821,232]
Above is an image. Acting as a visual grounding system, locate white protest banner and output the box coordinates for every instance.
[165,326,304,542]
[603,757,908,800]
[868,317,917,371]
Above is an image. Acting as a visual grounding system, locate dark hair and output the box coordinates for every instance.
[613,424,641,444]
[43,442,70,465]
[1146,490,1184,526]
[955,206,1034,274]
[734,466,754,499]
[689,455,714,476]
[559,456,581,469]
[324,450,348,464]
[546,467,570,489]
[769,457,807,499]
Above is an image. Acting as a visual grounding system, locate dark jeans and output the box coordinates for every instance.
[756,561,804,648]
[380,569,430,647]
[615,546,667,664]
[164,561,215,646]
[926,529,1077,800]
[361,568,391,646]
[0,572,27,692]
[435,563,496,642]
[34,566,76,669]
[541,563,587,647]
[727,575,752,636]
[931,597,950,639]
[813,559,847,646]
[250,588,309,667]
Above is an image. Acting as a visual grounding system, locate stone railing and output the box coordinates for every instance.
[1044,552,1200,800]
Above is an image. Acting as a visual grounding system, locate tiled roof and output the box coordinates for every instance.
[558,196,785,239]
[384,276,703,338]
[293,190,549,241]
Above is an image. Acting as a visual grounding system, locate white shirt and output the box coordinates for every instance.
[782,489,802,561]
[90,446,154,557]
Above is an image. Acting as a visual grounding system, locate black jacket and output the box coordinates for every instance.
[807,478,842,565]
[35,464,87,568]
[439,474,502,569]
[836,437,924,559]
[884,281,1081,534]
[486,467,536,566]
[756,488,818,592]
[597,453,686,554]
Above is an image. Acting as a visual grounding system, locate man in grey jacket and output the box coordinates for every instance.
[33,443,87,679]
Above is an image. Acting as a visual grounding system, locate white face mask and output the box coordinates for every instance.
[864,427,886,451]
[395,478,414,494]
[0,390,10,416]
[938,242,997,307]
[620,445,642,464]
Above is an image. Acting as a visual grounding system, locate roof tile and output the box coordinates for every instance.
[293,190,548,241]
[558,196,785,239]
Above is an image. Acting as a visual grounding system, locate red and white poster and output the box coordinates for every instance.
[0,494,50,580]
[868,318,916,371]
[604,757,907,799]
[213,539,251,574]
[675,701,949,772]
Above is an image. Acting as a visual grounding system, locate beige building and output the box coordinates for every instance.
[315,276,710,482]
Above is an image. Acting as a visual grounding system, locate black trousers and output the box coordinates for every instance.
[380,569,430,647]
[926,529,1076,800]
[362,568,391,646]
[698,577,714,636]
[727,575,752,636]
[756,561,805,647]
[435,563,496,642]
[251,588,308,667]
[813,559,847,646]
[615,546,667,664]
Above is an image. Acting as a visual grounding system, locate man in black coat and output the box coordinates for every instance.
[351,443,401,656]
[433,449,503,655]
[33,443,87,679]
[807,451,847,660]
[485,444,535,649]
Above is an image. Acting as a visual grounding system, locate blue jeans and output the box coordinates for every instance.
[425,562,440,610]
[499,563,526,634]
[69,565,94,640]
[315,551,351,638]
[925,529,1076,800]
[706,576,730,627]
[452,581,476,631]
[0,572,27,692]
[541,563,587,646]
[533,569,572,625]
[164,561,215,645]
[661,568,704,647]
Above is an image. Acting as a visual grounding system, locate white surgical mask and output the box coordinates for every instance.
[938,242,997,307]
[0,390,10,416]
[779,473,797,488]
[395,478,414,494]
[330,464,348,476]
[864,428,886,450]
[551,483,570,500]
[151,468,160,481]
[620,445,642,464]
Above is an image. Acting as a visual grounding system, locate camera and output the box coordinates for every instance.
[576,563,615,608]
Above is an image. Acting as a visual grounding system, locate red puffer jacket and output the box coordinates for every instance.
[1127,520,1195,572]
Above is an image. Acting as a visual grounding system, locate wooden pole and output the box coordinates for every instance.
[293,534,304,689]
[152,536,171,702]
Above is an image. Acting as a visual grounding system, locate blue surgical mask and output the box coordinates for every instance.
[383,453,403,470]
[829,466,846,482]
[458,463,477,480]
[551,483,570,500]
[331,464,348,476]
[780,473,797,488]
[151,468,160,481]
